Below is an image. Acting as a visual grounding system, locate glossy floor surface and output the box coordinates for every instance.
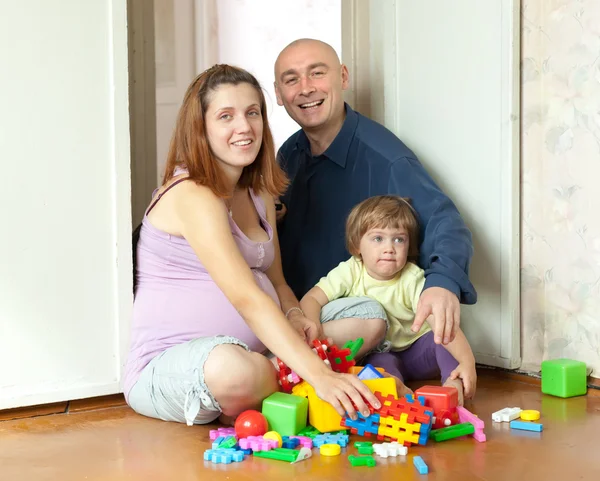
[1,372,599,481]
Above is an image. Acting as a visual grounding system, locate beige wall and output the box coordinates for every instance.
[521,0,600,378]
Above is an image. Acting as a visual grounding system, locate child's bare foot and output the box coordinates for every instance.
[383,373,413,398]
[443,377,464,406]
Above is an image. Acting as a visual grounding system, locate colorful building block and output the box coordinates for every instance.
[261,392,308,436]
[238,436,278,452]
[253,447,299,462]
[313,433,349,447]
[430,422,475,442]
[541,359,587,398]
[292,377,397,433]
[456,406,487,442]
[320,443,342,456]
[415,385,459,429]
[341,412,381,436]
[492,407,522,423]
[413,456,429,474]
[209,427,237,441]
[373,442,407,457]
[510,420,543,432]
[343,337,364,360]
[357,364,384,380]
[348,455,376,467]
[218,436,237,449]
[203,448,245,464]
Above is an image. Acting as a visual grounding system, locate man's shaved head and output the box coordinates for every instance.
[275,39,341,81]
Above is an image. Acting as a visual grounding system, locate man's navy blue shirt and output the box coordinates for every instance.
[277,104,477,304]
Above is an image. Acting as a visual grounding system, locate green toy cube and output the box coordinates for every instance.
[262,392,308,436]
[541,358,587,398]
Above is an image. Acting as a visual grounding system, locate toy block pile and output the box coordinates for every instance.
[203,337,490,475]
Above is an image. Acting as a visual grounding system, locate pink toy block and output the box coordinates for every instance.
[290,436,313,449]
[209,427,237,441]
[456,406,486,442]
[238,436,279,452]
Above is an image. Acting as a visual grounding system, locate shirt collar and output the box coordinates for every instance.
[295,103,358,168]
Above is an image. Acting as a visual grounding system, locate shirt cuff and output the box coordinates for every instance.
[423,273,461,300]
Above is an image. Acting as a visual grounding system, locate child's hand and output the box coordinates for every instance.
[449,363,477,399]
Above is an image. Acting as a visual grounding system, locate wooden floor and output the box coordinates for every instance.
[1,370,599,481]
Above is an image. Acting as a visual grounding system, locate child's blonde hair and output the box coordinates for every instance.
[346,195,420,260]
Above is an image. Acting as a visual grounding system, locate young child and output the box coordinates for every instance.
[300,195,476,404]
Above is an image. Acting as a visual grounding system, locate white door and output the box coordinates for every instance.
[343,0,521,369]
[154,0,196,184]
[0,0,132,410]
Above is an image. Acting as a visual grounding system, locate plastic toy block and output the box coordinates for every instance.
[378,412,421,445]
[292,381,344,432]
[456,406,486,442]
[327,345,356,373]
[510,420,543,432]
[263,431,283,447]
[375,392,432,425]
[520,410,540,421]
[291,447,313,464]
[492,407,522,423]
[218,436,237,449]
[238,436,278,452]
[358,445,374,455]
[354,441,373,448]
[296,425,321,439]
[313,433,349,447]
[430,422,475,442]
[203,448,245,464]
[261,391,308,436]
[349,365,385,376]
[341,412,380,436]
[253,447,299,463]
[541,358,587,398]
[289,436,313,448]
[343,338,364,360]
[212,436,225,449]
[357,364,384,380]
[373,442,407,457]
[281,437,300,449]
[348,455,376,467]
[320,443,342,456]
[413,456,429,474]
[364,378,398,399]
[209,427,237,441]
[415,385,459,429]
[240,448,252,455]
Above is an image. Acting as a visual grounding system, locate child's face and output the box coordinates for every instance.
[358,226,409,280]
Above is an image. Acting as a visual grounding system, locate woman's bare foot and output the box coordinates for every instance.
[443,377,464,406]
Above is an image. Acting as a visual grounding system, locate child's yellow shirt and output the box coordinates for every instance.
[316,257,430,351]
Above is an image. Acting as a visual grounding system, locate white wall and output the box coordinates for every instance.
[0,0,132,409]
[215,0,341,150]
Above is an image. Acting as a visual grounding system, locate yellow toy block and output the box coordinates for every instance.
[291,377,398,433]
[378,412,421,444]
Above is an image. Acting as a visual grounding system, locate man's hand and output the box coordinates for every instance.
[411,287,459,345]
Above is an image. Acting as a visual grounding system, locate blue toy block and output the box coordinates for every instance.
[342,412,380,436]
[357,364,384,380]
[313,433,349,447]
[240,448,252,455]
[203,448,245,464]
[413,456,429,474]
[510,420,543,432]
[405,394,414,403]
[281,437,300,449]
[417,395,426,405]
[211,436,225,449]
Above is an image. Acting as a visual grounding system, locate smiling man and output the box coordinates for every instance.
[274,38,477,346]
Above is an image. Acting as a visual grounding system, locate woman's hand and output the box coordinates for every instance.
[309,369,381,420]
[288,313,323,343]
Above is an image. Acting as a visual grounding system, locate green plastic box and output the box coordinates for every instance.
[541,358,587,398]
[261,392,308,436]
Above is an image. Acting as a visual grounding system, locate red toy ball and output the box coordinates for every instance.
[234,410,269,438]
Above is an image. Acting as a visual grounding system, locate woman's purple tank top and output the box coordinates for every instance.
[123,182,279,399]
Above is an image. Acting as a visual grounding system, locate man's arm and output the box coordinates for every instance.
[388,157,477,344]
